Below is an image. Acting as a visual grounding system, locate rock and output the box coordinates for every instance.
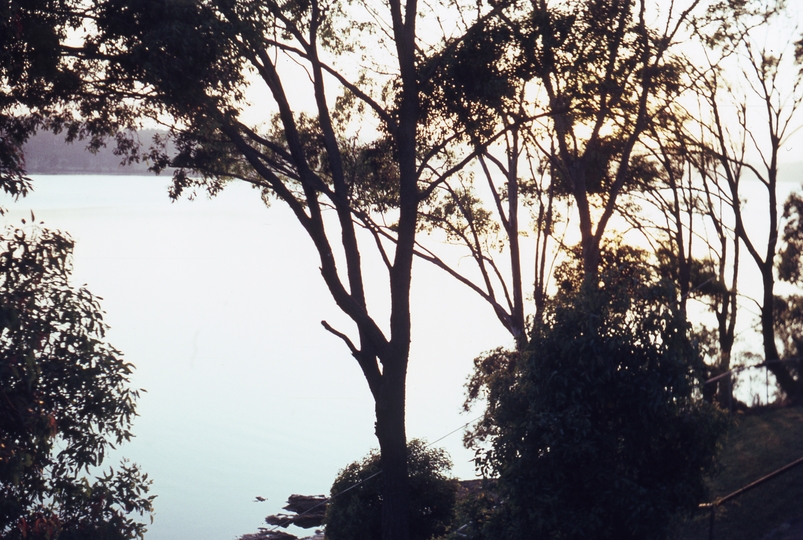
[284,495,328,515]
[239,529,298,540]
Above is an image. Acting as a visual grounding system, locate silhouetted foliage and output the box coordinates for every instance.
[772,295,803,398]
[465,247,727,540]
[325,440,457,540]
[0,223,153,540]
[779,191,803,285]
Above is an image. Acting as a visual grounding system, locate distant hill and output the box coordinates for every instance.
[22,130,164,176]
[22,128,803,184]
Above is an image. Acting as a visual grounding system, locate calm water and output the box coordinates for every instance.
[1,175,510,540]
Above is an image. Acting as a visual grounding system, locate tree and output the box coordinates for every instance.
[1,0,138,195]
[5,0,505,536]
[771,190,803,398]
[688,1,803,402]
[0,0,72,193]
[500,0,714,284]
[407,0,745,357]
[464,245,727,540]
[324,440,457,540]
[617,72,743,406]
[73,2,509,539]
[0,222,154,540]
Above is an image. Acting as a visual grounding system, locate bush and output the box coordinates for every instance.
[466,249,727,540]
[325,439,457,540]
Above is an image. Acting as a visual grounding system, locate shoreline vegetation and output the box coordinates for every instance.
[21,130,803,183]
[22,130,162,176]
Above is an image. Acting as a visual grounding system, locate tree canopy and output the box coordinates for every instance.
[464,246,728,540]
[0,222,153,540]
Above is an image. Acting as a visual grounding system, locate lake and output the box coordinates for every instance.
[1,174,512,540]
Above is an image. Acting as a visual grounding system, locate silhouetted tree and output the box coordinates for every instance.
[465,245,727,540]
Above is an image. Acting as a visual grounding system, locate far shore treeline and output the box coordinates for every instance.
[23,128,803,183]
[22,130,164,175]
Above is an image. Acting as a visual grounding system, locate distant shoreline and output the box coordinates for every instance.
[26,170,157,176]
[22,130,803,182]
[23,130,162,177]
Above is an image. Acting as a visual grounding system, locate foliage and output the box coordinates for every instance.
[1,0,72,193]
[0,0,146,193]
[0,223,154,540]
[324,439,457,540]
[419,13,520,140]
[778,190,803,285]
[465,247,727,540]
[441,481,497,540]
[772,295,803,395]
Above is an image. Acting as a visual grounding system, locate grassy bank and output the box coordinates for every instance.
[674,405,803,540]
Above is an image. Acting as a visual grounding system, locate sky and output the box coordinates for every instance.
[1,174,512,540]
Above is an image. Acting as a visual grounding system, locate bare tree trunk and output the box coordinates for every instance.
[375,365,410,540]
[759,272,803,401]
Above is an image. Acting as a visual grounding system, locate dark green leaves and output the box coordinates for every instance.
[325,440,458,540]
[94,0,246,116]
[420,17,519,140]
[0,224,153,540]
[465,247,727,540]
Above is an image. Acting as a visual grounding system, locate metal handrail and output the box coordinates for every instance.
[699,454,803,540]
[704,358,803,386]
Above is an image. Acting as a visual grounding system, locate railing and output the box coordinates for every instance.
[698,455,803,540]
[704,358,801,411]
